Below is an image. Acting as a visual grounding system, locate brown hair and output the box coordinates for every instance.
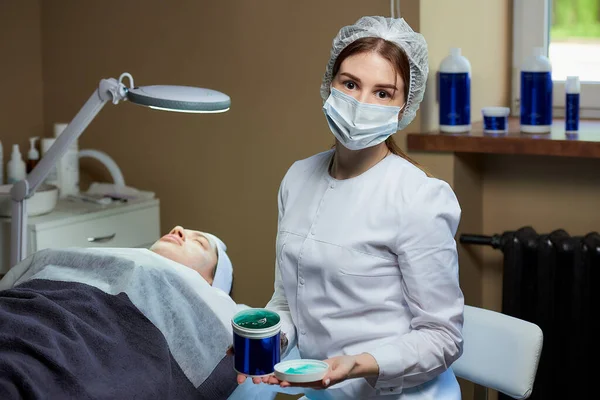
[331,37,431,176]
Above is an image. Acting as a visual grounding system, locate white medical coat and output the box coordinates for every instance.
[266,150,464,399]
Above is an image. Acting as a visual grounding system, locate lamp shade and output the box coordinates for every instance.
[126,85,230,113]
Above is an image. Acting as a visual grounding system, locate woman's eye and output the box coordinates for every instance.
[344,81,356,90]
[377,90,390,99]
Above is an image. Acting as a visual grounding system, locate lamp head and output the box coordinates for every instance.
[126,85,230,113]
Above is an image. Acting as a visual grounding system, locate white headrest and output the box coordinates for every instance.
[202,232,233,295]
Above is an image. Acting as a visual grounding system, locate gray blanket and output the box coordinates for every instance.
[0,247,240,399]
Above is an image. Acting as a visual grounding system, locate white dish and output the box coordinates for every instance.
[274,359,329,383]
[0,184,59,217]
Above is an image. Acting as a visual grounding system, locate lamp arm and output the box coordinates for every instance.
[18,78,127,196]
[10,77,129,267]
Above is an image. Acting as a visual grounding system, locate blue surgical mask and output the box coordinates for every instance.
[322,87,403,151]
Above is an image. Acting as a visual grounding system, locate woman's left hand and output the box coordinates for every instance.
[262,355,359,389]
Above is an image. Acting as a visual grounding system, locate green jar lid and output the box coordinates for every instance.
[233,308,280,329]
[232,308,282,339]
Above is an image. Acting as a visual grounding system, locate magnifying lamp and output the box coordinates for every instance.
[7,72,230,267]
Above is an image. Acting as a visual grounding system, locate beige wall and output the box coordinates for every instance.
[0,0,44,181]
[39,0,413,307]
[3,0,506,311]
[37,3,417,399]
[418,0,512,133]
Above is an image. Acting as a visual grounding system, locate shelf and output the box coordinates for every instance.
[407,118,600,158]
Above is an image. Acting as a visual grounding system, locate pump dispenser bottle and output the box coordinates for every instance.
[7,144,26,184]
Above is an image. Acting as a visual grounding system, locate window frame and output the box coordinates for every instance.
[512,0,600,118]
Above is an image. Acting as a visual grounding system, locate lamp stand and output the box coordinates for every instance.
[10,78,128,267]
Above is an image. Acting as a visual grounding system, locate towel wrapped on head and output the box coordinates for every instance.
[203,232,233,295]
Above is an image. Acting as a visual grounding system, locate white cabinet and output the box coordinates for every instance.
[0,198,160,274]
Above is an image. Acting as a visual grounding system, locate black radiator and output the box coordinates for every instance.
[460,227,600,400]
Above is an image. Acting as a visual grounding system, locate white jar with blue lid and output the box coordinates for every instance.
[439,48,471,133]
[482,107,510,135]
[520,47,553,133]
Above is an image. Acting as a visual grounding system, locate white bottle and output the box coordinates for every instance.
[0,140,4,185]
[520,47,553,133]
[54,122,79,198]
[7,144,26,184]
[439,48,472,133]
[565,76,580,135]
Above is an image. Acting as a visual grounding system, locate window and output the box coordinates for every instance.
[512,0,600,118]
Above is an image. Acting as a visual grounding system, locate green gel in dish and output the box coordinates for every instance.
[234,309,280,329]
[284,364,327,374]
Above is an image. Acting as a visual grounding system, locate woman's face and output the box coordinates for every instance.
[150,225,217,284]
[332,51,406,108]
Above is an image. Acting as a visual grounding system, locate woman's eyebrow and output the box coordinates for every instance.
[339,72,397,90]
[340,72,362,83]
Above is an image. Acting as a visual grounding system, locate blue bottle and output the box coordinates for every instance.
[439,48,471,133]
[520,47,553,133]
[565,76,580,135]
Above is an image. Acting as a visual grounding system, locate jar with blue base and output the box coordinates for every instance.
[482,107,510,135]
[231,308,281,377]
